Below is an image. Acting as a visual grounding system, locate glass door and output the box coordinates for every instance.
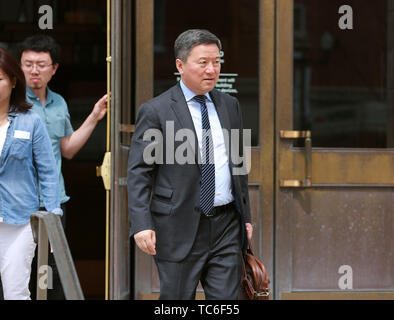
[276,0,394,299]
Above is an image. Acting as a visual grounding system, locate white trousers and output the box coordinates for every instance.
[0,222,36,300]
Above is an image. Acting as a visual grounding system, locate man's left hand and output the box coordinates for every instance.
[91,94,109,121]
[245,223,253,242]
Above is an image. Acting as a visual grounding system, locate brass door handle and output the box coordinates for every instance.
[96,152,111,191]
[280,130,312,187]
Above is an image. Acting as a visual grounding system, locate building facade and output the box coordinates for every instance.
[1,0,394,299]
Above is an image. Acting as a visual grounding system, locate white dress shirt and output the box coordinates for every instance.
[180,80,234,206]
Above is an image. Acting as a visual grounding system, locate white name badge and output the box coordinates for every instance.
[14,130,31,140]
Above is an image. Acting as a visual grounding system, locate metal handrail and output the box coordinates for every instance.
[30,211,84,300]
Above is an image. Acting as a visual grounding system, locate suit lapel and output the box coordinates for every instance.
[170,84,201,168]
[169,85,233,169]
[210,89,232,161]
[210,89,231,132]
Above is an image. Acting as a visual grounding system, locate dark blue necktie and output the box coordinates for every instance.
[194,95,215,216]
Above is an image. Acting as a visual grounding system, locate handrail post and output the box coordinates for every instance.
[30,211,85,300]
[36,217,49,300]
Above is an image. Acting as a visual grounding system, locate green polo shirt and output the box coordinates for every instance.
[27,87,74,205]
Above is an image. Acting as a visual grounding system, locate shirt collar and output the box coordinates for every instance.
[179,80,212,103]
[26,86,54,106]
[8,108,17,118]
[26,87,36,99]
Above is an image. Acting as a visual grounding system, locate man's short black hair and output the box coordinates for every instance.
[174,29,222,62]
[18,34,61,65]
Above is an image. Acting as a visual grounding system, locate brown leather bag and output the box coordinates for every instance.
[240,241,270,300]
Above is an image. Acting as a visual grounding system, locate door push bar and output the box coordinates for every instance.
[279,130,312,188]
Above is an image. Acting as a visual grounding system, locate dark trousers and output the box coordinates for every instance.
[29,204,67,300]
[155,204,242,300]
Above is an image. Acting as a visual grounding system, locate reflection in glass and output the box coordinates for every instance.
[154,0,260,146]
[294,0,393,148]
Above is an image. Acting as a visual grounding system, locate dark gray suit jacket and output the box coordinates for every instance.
[127,82,251,262]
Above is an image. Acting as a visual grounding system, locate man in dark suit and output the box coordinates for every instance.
[127,29,253,300]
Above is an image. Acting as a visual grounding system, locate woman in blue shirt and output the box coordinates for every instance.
[0,47,62,300]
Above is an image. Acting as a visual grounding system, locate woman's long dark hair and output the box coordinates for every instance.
[0,47,31,113]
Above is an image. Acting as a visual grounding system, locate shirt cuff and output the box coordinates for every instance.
[51,207,63,216]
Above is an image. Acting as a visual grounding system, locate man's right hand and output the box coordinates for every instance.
[134,230,157,255]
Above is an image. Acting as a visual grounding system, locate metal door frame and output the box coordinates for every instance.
[108,0,134,300]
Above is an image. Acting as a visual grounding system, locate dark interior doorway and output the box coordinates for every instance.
[0,0,107,299]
